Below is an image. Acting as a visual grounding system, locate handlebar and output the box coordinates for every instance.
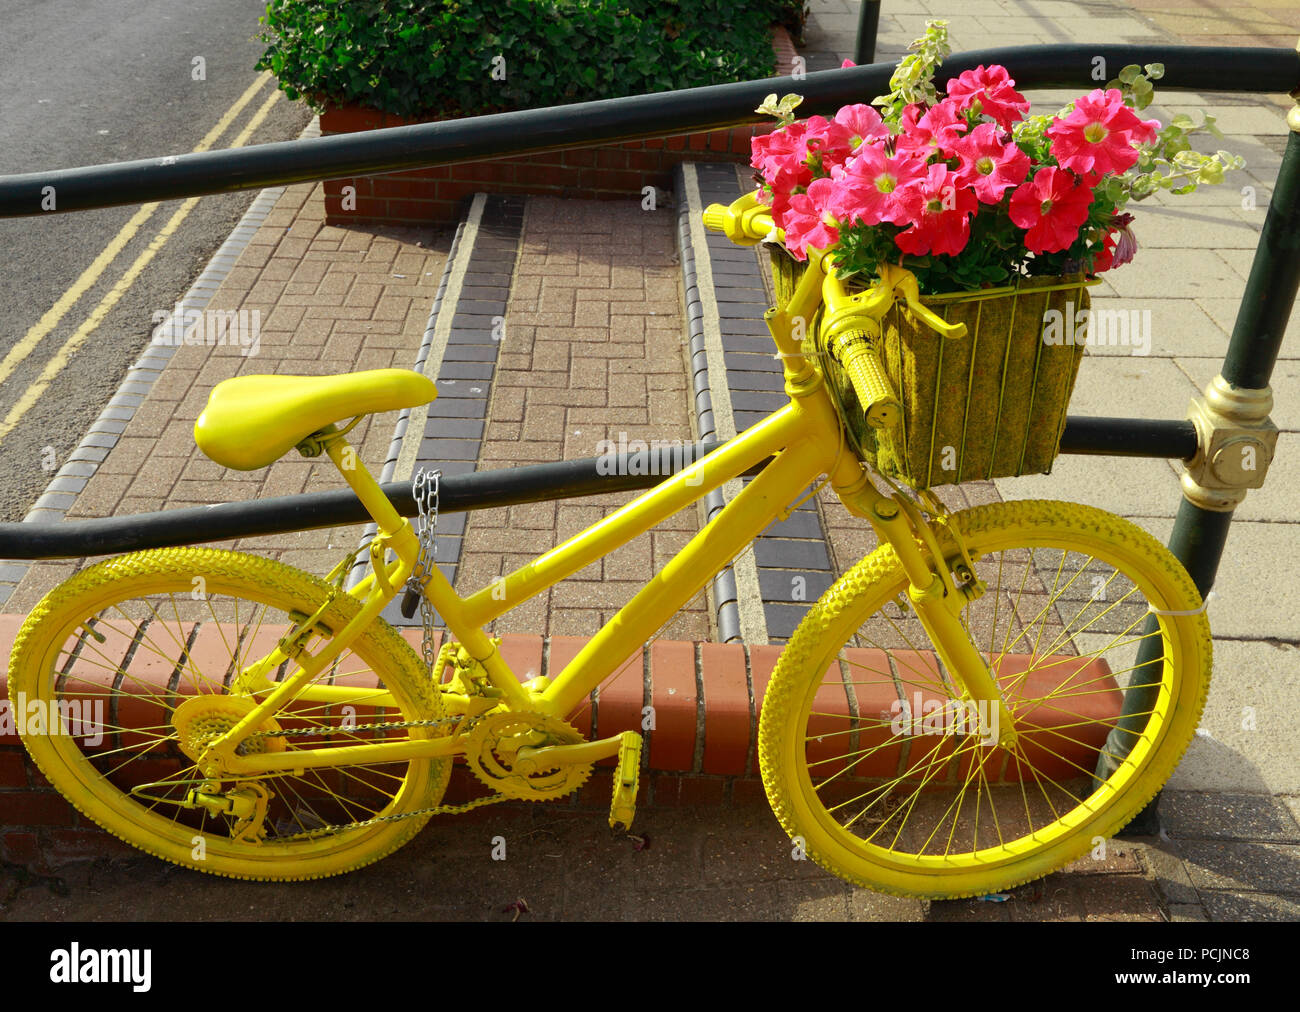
[828,329,900,429]
[702,194,970,431]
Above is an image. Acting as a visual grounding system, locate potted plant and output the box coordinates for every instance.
[254,0,808,224]
[746,21,1243,488]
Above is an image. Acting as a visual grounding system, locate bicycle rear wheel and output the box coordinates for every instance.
[8,547,452,881]
[759,500,1211,898]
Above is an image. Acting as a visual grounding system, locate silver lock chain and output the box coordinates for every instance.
[407,466,442,674]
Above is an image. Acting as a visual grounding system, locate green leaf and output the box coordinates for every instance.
[1132,78,1154,109]
[1197,162,1225,184]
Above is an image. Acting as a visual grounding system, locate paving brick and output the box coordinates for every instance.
[700,643,750,775]
[592,648,647,767]
[648,640,698,772]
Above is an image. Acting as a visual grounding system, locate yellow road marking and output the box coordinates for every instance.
[0,71,274,393]
[0,86,283,442]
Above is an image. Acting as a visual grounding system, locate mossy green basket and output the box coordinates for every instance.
[771,249,1094,490]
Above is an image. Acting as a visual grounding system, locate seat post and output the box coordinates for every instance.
[320,432,416,563]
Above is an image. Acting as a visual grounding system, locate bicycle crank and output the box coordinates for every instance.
[466,711,593,800]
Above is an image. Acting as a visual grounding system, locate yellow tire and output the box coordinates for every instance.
[759,500,1211,898]
[8,547,451,881]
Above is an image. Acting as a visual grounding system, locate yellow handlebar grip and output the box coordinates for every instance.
[702,204,730,234]
[834,331,900,430]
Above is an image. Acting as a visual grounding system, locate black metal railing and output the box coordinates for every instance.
[1,45,1295,217]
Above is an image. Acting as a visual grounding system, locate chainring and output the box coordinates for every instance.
[465,711,592,801]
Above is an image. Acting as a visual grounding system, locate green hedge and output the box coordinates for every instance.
[256,0,808,120]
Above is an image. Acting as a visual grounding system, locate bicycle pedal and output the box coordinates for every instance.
[608,731,642,832]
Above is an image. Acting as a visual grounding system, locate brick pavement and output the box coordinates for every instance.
[455,196,712,643]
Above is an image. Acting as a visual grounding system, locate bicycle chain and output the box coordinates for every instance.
[245,712,516,841]
[246,714,464,739]
[276,788,513,842]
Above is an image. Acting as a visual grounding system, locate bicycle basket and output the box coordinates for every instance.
[771,248,1096,490]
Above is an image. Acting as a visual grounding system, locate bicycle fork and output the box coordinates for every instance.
[851,488,1019,748]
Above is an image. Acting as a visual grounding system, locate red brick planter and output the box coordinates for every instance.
[319,27,800,227]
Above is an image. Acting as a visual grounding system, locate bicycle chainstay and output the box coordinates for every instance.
[238,708,593,841]
[250,712,516,842]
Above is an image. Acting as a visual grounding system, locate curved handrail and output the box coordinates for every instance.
[1,44,1296,217]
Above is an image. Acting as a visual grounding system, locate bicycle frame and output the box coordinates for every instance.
[209,241,1018,778]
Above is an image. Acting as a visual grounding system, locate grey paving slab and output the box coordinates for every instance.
[764,602,812,641]
[1169,638,1300,794]
[1077,296,1229,359]
[1073,354,1203,418]
[1193,297,1300,359]
[427,397,488,419]
[1160,791,1300,844]
[438,362,496,381]
[1200,890,1300,921]
[442,344,500,362]
[419,438,483,462]
[726,338,781,357]
[758,568,835,602]
[760,509,826,540]
[754,537,832,571]
[723,351,780,372]
[1141,843,1203,906]
[1103,250,1244,301]
[726,370,785,392]
[436,380,492,399]
[1123,204,1265,251]
[1178,840,1300,896]
[994,451,1184,521]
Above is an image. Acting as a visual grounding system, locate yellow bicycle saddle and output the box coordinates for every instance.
[194,368,436,471]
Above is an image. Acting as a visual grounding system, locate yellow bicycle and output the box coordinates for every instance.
[7,195,1210,897]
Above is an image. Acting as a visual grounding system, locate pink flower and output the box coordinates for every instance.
[1046,89,1160,177]
[945,64,1030,130]
[834,103,889,150]
[951,123,1031,203]
[802,115,858,176]
[780,177,840,261]
[1092,230,1117,272]
[752,122,813,195]
[892,163,979,257]
[831,143,928,225]
[897,99,968,159]
[1009,167,1095,254]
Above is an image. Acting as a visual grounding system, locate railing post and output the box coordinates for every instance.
[854,1,881,66]
[1104,52,1300,833]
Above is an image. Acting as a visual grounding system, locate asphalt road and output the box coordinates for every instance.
[0,0,312,522]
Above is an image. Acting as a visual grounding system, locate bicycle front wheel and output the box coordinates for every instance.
[759,499,1211,898]
[8,547,452,881]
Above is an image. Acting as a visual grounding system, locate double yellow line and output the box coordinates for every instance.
[0,72,284,443]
